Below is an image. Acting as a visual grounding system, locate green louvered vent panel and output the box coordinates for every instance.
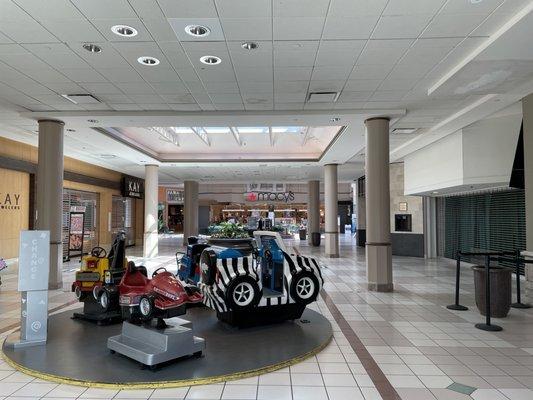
[442,190,525,273]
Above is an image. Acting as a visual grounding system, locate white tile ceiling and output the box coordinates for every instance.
[0,0,531,179]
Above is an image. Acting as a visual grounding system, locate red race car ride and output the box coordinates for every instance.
[118,261,202,326]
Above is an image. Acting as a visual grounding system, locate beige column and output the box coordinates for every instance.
[36,119,64,289]
[522,94,533,297]
[183,180,199,245]
[307,180,320,246]
[324,164,339,257]
[365,117,393,292]
[143,164,158,258]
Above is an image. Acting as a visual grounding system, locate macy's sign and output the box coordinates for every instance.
[244,191,295,203]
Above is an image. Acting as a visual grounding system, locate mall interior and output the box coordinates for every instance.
[1,1,533,399]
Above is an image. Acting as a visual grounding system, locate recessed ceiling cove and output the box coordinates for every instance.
[99,125,343,162]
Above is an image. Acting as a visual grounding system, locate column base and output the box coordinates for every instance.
[48,243,63,290]
[366,242,393,292]
[325,232,339,257]
[143,232,159,259]
[367,282,394,292]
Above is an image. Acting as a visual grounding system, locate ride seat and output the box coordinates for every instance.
[123,262,149,286]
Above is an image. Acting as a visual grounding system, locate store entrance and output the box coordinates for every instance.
[168,204,184,233]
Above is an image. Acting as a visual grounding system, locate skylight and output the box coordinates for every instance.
[235,127,269,134]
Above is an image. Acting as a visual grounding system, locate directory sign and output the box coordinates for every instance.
[18,230,49,292]
[15,231,50,347]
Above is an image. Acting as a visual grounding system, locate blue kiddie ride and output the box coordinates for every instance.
[176,237,210,284]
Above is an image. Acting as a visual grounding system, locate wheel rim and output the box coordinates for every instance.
[74,286,82,299]
[296,277,315,300]
[100,292,108,309]
[92,286,100,300]
[232,282,254,307]
[139,298,151,316]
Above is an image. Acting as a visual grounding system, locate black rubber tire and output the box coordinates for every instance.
[290,271,320,305]
[200,249,217,285]
[137,295,154,322]
[225,275,261,311]
[98,290,110,312]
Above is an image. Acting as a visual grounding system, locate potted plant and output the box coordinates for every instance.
[207,222,253,248]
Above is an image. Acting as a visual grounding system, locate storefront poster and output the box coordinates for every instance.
[68,212,85,258]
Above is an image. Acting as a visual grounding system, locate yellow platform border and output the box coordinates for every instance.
[2,333,332,390]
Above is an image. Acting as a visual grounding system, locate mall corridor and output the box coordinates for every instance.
[1,234,533,400]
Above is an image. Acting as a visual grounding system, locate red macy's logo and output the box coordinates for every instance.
[245,192,258,201]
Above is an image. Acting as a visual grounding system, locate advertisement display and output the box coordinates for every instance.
[68,211,85,259]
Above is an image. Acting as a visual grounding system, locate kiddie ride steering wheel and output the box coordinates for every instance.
[152,267,167,277]
[91,247,107,258]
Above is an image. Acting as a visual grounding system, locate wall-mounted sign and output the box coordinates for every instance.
[0,192,22,210]
[121,176,144,199]
[399,202,408,211]
[167,189,184,203]
[244,191,295,203]
[247,183,286,193]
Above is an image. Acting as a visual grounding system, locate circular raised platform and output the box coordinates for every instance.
[2,307,332,389]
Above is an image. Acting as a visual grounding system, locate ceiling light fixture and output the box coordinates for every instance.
[82,43,101,53]
[241,41,258,50]
[137,56,160,66]
[200,55,221,65]
[185,24,210,37]
[111,25,138,37]
[392,128,417,134]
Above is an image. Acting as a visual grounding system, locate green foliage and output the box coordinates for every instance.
[208,222,249,239]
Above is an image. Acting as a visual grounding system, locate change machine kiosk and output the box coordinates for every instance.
[9,231,50,348]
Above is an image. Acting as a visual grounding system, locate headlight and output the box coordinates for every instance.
[104,270,111,284]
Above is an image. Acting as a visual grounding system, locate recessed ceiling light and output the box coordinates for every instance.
[111,25,138,37]
[87,119,99,123]
[330,117,341,122]
[82,43,101,53]
[200,55,221,65]
[137,56,160,66]
[241,41,258,50]
[185,24,210,37]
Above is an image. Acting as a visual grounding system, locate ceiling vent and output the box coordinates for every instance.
[306,91,340,103]
[392,128,418,134]
[61,94,100,105]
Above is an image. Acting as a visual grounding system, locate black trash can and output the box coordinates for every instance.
[472,266,512,318]
[311,232,321,247]
[299,229,307,240]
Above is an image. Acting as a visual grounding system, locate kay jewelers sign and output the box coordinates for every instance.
[244,191,295,203]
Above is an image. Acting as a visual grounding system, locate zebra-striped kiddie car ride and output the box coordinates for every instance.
[198,231,323,326]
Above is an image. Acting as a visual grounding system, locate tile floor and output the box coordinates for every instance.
[1,234,532,400]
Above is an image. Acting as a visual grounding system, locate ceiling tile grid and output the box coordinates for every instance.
[0,0,528,159]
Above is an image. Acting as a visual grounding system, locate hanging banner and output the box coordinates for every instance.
[68,212,85,259]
